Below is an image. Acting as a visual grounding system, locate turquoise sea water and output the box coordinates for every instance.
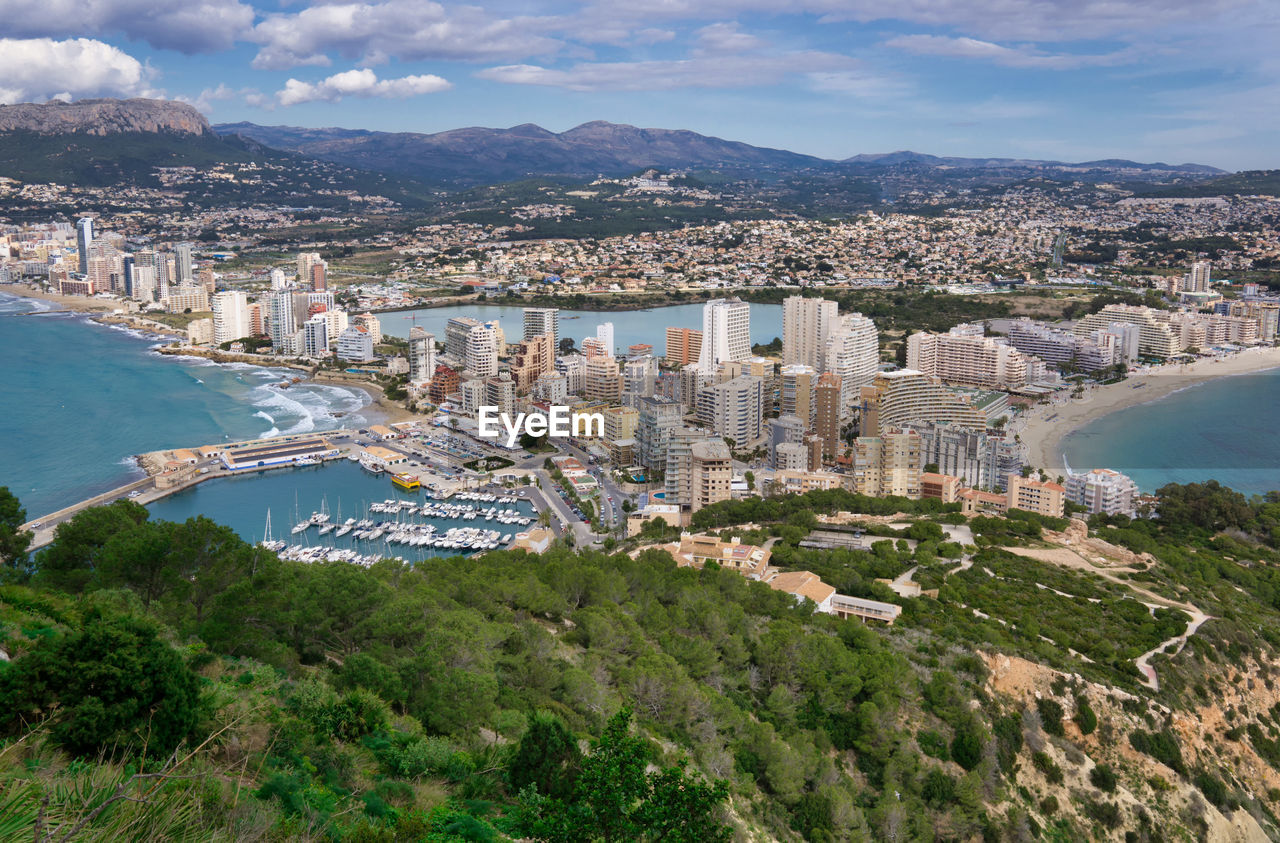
[1059,367,1280,496]
[0,292,374,516]
[376,302,784,350]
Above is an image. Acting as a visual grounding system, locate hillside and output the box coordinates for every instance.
[844,149,1224,175]
[0,98,211,136]
[3,481,1280,839]
[214,119,829,187]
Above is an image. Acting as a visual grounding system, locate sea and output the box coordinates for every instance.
[0,292,374,518]
[1059,367,1280,496]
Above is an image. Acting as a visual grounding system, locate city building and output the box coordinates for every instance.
[780,364,817,426]
[75,217,93,275]
[860,370,990,436]
[823,312,879,415]
[636,396,684,472]
[1065,468,1138,517]
[853,429,922,498]
[782,295,838,370]
[1007,475,1065,517]
[689,440,732,512]
[302,316,329,357]
[511,332,556,392]
[166,285,208,313]
[337,325,375,362]
[555,354,587,393]
[914,421,1022,491]
[584,355,622,403]
[427,365,461,405]
[186,318,214,346]
[174,242,194,285]
[1004,319,1120,372]
[697,375,764,446]
[1187,260,1212,293]
[907,328,1043,390]
[267,289,297,351]
[1073,305,1180,359]
[698,297,751,368]
[595,322,615,357]
[352,313,383,344]
[814,371,842,463]
[665,326,703,366]
[408,327,437,385]
[602,405,639,444]
[523,307,559,350]
[211,290,250,346]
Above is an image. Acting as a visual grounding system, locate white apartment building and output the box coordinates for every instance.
[698,297,751,368]
[907,329,1043,389]
[1065,468,1139,517]
[782,295,838,370]
[211,290,250,346]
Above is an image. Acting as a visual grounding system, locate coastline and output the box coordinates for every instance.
[1015,346,1280,472]
[1,282,117,313]
[310,372,420,425]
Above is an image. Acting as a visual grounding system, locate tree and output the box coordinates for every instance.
[517,708,730,842]
[508,712,582,801]
[36,500,150,594]
[0,610,202,758]
[0,486,33,577]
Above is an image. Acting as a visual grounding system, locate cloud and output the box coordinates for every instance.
[0,38,157,104]
[577,0,1258,43]
[0,0,254,53]
[276,68,452,105]
[250,0,559,69]
[478,50,858,91]
[885,34,1137,69]
[694,22,766,54]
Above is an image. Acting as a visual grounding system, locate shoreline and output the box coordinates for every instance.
[1015,346,1280,472]
[0,283,118,313]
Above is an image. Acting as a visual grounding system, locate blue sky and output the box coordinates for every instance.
[1,0,1277,169]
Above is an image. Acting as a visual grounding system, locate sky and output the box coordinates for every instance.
[1,0,1278,170]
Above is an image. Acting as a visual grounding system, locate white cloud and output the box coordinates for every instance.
[251,0,559,69]
[0,38,157,104]
[276,68,452,105]
[0,0,254,53]
[477,51,860,91]
[694,22,766,54]
[885,35,1137,69]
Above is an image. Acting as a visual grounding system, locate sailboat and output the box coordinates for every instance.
[259,509,286,552]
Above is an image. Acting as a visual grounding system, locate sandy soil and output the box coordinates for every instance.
[1013,346,1280,471]
[1,283,119,313]
[310,373,420,424]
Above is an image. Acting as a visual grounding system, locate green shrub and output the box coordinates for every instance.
[1032,752,1063,784]
[1074,699,1098,736]
[1090,764,1118,792]
[1036,699,1066,738]
[1129,729,1185,775]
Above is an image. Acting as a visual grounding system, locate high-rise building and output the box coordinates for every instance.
[636,396,684,471]
[585,355,622,403]
[268,289,297,351]
[783,296,838,369]
[602,406,639,444]
[622,354,658,405]
[523,307,559,350]
[174,242,194,285]
[337,326,375,362]
[302,316,330,357]
[270,268,288,290]
[823,313,879,415]
[665,429,729,511]
[211,291,250,346]
[555,355,587,393]
[1004,319,1118,372]
[698,298,751,368]
[665,327,703,366]
[913,421,1022,491]
[445,316,480,359]
[75,218,93,275]
[310,261,327,292]
[533,373,569,404]
[445,317,498,377]
[780,364,817,426]
[854,429,922,498]
[907,329,1042,390]
[860,370,989,437]
[427,365,461,405]
[511,333,556,392]
[1065,468,1138,517]
[696,375,764,446]
[408,327,437,385]
[353,313,383,344]
[814,372,842,463]
[297,252,322,284]
[1073,305,1180,359]
[595,322,615,357]
[769,415,807,468]
[1187,260,1212,293]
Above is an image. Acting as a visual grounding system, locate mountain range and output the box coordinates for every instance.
[0,97,1251,197]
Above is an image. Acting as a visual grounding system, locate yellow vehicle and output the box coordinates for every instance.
[391,473,421,491]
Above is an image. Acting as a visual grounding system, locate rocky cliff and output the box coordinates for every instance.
[0,98,211,136]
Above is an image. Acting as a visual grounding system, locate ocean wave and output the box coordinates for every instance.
[251,386,321,437]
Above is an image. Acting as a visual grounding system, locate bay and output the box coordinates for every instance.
[1059,367,1280,496]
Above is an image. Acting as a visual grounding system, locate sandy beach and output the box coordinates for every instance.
[1015,346,1280,472]
[0,282,119,313]
[310,373,420,425]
